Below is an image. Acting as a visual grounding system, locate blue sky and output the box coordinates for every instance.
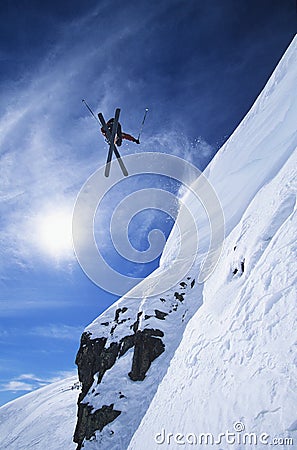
[0,0,295,406]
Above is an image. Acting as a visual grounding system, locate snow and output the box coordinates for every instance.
[128,36,297,449]
[162,34,297,268]
[0,377,78,449]
[0,36,296,450]
[129,152,297,449]
[76,270,202,450]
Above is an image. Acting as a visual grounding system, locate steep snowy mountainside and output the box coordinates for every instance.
[73,38,297,450]
[0,377,78,449]
[129,147,297,450]
[0,36,295,450]
[129,38,297,450]
[161,36,297,268]
[73,271,202,450]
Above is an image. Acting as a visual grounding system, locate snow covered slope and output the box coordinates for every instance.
[73,36,297,450]
[129,37,297,449]
[0,36,296,450]
[0,377,78,449]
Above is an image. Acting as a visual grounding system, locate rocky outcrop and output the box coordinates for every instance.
[74,402,121,449]
[73,324,165,448]
[129,329,165,381]
[75,332,107,396]
[73,277,196,449]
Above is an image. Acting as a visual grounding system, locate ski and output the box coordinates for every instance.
[108,108,121,176]
[98,112,114,176]
[98,112,116,177]
[112,145,128,177]
[98,109,128,177]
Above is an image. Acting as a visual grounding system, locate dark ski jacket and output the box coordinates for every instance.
[101,118,139,146]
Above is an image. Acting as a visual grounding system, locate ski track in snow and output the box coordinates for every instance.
[0,37,296,450]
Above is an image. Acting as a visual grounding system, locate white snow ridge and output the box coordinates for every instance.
[1,36,297,450]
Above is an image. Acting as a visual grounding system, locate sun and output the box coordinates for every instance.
[36,209,73,259]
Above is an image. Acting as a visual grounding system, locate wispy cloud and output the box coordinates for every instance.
[30,324,84,340]
[0,0,217,274]
[0,370,77,392]
[0,299,73,317]
[0,0,217,292]
[0,324,83,338]
[1,380,36,392]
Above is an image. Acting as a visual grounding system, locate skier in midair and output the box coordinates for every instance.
[101,118,140,146]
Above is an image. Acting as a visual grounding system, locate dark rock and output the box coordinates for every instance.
[118,318,128,325]
[114,308,121,322]
[144,314,153,320]
[241,259,245,273]
[154,309,168,320]
[96,342,120,384]
[118,334,135,357]
[182,311,187,321]
[128,329,165,381]
[160,298,166,303]
[174,292,185,302]
[110,324,117,335]
[141,328,164,338]
[130,311,143,333]
[74,334,120,448]
[180,282,187,288]
[100,322,109,326]
[74,403,121,449]
[75,332,107,396]
[233,259,245,276]
[190,279,195,289]
[74,403,91,448]
[110,309,130,333]
[114,307,128,323]
[74,315,165,448]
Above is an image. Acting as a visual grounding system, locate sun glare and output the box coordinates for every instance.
[36,210,73,259]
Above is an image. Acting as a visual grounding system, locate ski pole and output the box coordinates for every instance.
[137,108,149,141]
[82,99,99,122]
